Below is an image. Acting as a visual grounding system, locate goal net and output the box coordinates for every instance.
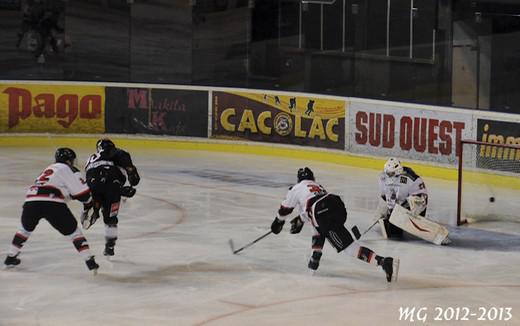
[457,140,520,225]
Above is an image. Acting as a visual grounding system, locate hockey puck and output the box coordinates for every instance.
[489,197,495,203]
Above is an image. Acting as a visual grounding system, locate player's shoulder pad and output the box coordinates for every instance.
[402,166,420,181]
[114,149,133,166]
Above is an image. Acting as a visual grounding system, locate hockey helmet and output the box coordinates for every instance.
[297,167,315,183]
[384,157,403,177]
[96,138,116,155]
[55,147,77,166]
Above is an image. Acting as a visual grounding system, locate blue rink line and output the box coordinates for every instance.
[381,226,520,252]
[150,167,294,188]
[444,226,520,252]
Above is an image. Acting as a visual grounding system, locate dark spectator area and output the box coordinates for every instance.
[1,0,519,113]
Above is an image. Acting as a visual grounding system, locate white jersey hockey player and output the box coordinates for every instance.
[4,148,99,273]
[270,167,399,282]
[377,158,449,245]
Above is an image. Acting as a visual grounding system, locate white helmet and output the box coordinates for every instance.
[384,157,403,177]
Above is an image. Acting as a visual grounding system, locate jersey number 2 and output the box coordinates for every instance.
[37,169,54,183]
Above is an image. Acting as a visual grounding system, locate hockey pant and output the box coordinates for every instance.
[10,201,93,260]
[313,194,354,253]
[89,178,122,225]
[21,201,78,235]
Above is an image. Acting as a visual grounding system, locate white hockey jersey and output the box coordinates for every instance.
[378,166,427,210]
[25,163,90,204]
[277,180,328,225]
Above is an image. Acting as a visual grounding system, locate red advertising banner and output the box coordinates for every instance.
[349,102,473,164]
[0,84,105,133]
[212,91,345,149]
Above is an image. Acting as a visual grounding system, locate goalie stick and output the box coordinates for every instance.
[229,231,272,255]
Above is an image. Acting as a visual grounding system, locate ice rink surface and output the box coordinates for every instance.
[1,145,519,325]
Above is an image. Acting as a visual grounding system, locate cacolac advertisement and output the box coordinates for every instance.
[0,84,105,133]
[212,91,345,149]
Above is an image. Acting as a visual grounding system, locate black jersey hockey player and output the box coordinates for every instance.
[83,138,140,257]
[270,167,399,282]
[4,148,99,273]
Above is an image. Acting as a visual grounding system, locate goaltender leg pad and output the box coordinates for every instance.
[389,204,449,245]
[376,197,390,219]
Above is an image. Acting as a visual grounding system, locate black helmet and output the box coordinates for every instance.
[96,138,116,155]
[297,167,315,183]
[55,147,76,165]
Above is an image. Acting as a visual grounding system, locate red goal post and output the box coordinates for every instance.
[457,140,520,225]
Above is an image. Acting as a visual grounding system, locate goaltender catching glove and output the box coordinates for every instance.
[271,217,285,234]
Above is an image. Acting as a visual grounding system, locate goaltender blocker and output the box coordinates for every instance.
[377,158,450,245]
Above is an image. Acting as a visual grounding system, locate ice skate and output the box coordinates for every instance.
[104,245,114,257]
[85,256,99,275]
[381,257,399,282]
[104,239,116,257]
[307,251,321,276]
[4,254,21,268]
[441,236,452,245]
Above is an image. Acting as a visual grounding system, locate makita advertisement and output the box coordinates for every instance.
[348,101,473,164]
[0,84,105,133]
[212,91,345,149]
[105,87,208,137]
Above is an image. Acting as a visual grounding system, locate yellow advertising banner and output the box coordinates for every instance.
[232,92,345,119]
[0,84,105,133]
[213,91,346,149]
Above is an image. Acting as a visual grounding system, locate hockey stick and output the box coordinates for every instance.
[361,217,383,237]
[228,230,273,255]
[352,217,383,240]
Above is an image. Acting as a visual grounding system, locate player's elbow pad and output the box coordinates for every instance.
[128,169,140,186]
[278,206,294,217]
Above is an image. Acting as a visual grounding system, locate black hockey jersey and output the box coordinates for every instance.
[85,148,140,188]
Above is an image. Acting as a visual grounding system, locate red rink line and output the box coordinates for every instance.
[128,193,187,239]
[194,283,520,325]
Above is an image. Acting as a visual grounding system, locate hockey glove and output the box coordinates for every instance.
[126,167,140,186]
[271,217,285,234]
[121,186,136,198]
[407,194,427,216]
[290,216,304,234]
[81,206,100,230]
